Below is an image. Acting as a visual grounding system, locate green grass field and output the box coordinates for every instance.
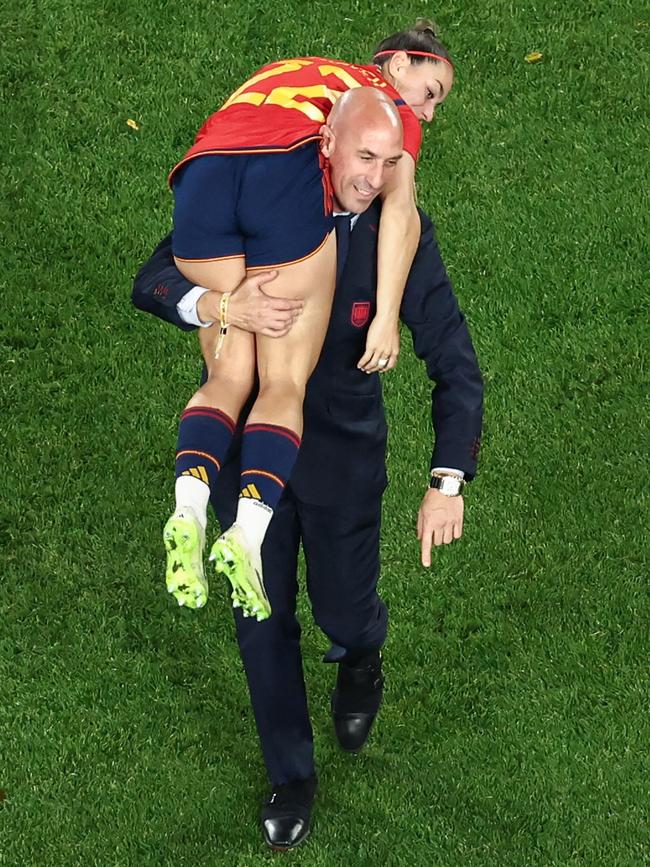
[2,1,649,864]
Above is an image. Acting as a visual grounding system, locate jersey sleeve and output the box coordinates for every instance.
[398,105,422,162]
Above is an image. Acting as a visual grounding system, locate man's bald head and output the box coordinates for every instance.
[327,87,402,137]
[320,88,404,214]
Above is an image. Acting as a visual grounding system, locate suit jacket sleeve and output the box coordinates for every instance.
[131,234,197,332]
[400,212,484,479]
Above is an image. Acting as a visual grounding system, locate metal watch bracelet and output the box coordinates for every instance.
[429,472,465,496]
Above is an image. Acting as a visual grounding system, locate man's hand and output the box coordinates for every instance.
[357,315,400,373]
[416,488,464,566]
[196,271,304,337]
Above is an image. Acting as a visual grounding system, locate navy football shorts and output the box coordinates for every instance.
[171,141,334,268]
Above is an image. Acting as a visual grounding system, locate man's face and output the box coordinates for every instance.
[323,124,403,213]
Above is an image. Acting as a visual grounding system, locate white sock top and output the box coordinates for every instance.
[235,496,274,550]
[174,476,210,531]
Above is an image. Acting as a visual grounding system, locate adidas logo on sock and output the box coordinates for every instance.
[240,483,262,500]
[182,466,209,484]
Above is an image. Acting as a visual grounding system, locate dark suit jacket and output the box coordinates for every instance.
[132,202,483,506]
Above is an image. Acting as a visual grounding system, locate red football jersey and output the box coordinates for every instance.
[170,57,421,183]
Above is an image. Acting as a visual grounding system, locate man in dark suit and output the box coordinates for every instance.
[133,185,483,851]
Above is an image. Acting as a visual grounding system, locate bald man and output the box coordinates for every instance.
[163,86,405,622]
[134,86,482,851]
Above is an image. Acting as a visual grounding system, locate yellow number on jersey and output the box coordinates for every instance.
[221,61,369,121]
[220,60,312,111]
[265,85,344,122]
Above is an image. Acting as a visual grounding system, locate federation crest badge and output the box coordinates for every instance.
[351,301,371,328]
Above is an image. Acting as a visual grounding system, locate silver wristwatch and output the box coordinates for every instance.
[429,472,465,497]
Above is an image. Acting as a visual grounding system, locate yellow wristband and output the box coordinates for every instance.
[219,291,231,330]
[214,291,232,360]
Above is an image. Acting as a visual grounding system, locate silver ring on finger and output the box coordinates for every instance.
[378,357,389,367]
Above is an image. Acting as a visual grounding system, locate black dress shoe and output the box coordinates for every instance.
[331,650,384,752]
[260,774,317,851]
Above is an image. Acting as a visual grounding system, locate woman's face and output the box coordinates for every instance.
[385,53,454,122]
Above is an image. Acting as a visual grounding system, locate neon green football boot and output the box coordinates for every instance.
[209,524,271,621]
[163,508,208,609]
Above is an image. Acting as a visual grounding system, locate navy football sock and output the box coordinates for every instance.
[235,423,301,547]
[239,423,301,507]
[174,406,236,527]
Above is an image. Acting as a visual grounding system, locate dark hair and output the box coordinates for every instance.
[373,18,452,66]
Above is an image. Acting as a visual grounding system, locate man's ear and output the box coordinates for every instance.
[320,123,335,158]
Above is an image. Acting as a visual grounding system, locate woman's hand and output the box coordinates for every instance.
[357,315,400,373]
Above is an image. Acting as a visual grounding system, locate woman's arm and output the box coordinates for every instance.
[357,152,420,373]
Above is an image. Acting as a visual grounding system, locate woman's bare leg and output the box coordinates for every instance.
[166,233,337,618]
[211,232,337,620]
[165,257,256,609]
[175,256,256,416]
[249,243,336,430]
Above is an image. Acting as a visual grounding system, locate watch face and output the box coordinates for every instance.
[432,475,463,495]
[430,474,464,495]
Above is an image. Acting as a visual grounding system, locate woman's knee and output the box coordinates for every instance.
[188,369,253,412]
[189,327,257,411]
[257,376,306,406]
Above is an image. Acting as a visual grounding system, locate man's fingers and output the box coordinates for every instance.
[421,515,439,565]
[269,297,304,312]
[270,312,297,326]
[259,309,303,336]
[253,269,279,287]
[420,527,433,567]
[261,320,294,336]
[261,327,290,337]
[419,497,464,564]
[254,274,304,312]
[228,271,304,334]
[433,525,445,547]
